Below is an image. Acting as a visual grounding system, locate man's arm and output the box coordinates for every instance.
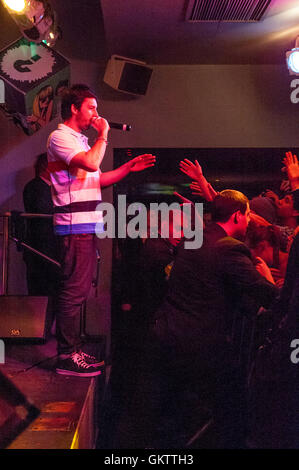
[254,256,276,284]
[70,117,110,172]
[218,240,279,309]
[100,154,156,188]
[70,138,108,172]
[190,180,218,201]
[173,191,205,231]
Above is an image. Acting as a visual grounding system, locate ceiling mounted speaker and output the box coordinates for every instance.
[103,55,153,96]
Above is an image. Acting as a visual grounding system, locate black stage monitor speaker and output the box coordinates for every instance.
[103,55,153,96]
[0,368,40,448]
[0,296,49,342]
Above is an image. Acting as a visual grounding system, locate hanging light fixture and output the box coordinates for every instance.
[2,0,26,13]
[286,36,299,75]
[1,0,61,47]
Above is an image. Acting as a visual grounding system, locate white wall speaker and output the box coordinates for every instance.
[103,55,153,96]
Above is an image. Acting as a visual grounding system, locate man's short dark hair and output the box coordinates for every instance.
[211,190,249,223]
[60,84,97,121]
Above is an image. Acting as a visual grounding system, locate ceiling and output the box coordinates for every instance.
[1,0,299,66]
[100,0,299,64]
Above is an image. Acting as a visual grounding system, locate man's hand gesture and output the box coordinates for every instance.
[129,154,156,172]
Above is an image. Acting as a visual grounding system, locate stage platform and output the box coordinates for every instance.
[0,335,106,449]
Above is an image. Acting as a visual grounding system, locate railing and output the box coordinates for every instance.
[1,212,60,295]
[0,212,101,340]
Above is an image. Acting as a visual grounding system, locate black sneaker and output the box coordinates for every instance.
[56,352,102,377]
[78,350,105,367]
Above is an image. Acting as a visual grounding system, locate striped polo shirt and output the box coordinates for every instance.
[47,123,104,235]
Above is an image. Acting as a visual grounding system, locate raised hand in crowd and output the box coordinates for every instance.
[280,179,291,193]
[190,180,218,201]
[262,189,280,206]
[179,158,204,181]
[282,151,299,191]
[189,180,204,197]
[179,159,217,201]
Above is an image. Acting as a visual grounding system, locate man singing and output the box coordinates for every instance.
[47,84,155,376]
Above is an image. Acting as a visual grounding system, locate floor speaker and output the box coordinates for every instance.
[0,368,40,448]
[0,296,49,342]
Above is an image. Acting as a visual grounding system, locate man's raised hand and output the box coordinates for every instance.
[129,154,156,172]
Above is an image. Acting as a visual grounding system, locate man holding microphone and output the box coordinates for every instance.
[47,84,155,376]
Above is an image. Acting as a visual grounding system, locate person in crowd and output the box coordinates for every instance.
[262,190,298,228]
[118,195,200,330]
[105,205,185,447]
[282,151,299,248]
[254,153,299,251]
[23,153,59,297]
[249,222,299,448]
[115,190,279,448]
[245,223,288,289]
[134,207,184,314]
[249,195,277,225]
[47,83,155,377]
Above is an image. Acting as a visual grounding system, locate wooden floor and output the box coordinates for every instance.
[0,335,106,449]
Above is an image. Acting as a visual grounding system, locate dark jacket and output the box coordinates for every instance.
[154,223,279,369]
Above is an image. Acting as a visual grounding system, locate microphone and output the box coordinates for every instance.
[108,121,132,131]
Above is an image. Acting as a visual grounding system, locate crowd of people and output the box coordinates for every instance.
[21,84,299,449]
[108,154,299,449]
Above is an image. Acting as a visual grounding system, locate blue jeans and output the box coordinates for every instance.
[56,234,97,355]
